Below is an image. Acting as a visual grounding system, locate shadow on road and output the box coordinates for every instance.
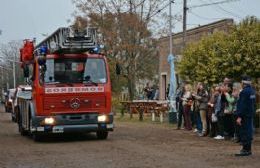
[29,133,106,143]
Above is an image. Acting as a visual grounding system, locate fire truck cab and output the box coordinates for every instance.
[18,27,113,141]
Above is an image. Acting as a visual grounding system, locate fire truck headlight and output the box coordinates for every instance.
[44,117,55,125]
[98,115,108,123]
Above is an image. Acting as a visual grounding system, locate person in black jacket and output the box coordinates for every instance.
[144,83,152,100]
[235,76,256,156]
[176,84,185,129]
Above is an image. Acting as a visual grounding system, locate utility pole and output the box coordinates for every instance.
[183,0,187,48]
[169,0,173,55]
[12,60,16,88]
[168,0,177,124]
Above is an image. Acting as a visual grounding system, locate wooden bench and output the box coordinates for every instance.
[120,100,169,122]
[152,101,169,123]
[120,101,131,117]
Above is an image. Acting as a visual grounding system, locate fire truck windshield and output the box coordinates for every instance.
[44,58,107,84]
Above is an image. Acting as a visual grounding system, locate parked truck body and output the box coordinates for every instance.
[17,27,113,141]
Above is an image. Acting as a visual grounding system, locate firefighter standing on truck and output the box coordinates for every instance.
[235,75,256,156]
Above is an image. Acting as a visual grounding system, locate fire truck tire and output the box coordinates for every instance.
[18,118,27,136]
[13,106,19,123]
[18,112,28,136]
[28,115,43,142]
[96,131,108,140]
[32,134,43,142]
[28,116,33,135]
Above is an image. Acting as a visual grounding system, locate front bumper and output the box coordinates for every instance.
[31,113,114,134]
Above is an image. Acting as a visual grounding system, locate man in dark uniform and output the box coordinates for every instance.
[176,83,184,130]
[235,76,256,156]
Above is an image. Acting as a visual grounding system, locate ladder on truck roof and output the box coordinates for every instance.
[35,27,98,54]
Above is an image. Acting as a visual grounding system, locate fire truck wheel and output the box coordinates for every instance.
[28,117,33,136]
[96,131,108,140]
[32,134,43,142]
[18,116,27,136]
[14,107,18,123]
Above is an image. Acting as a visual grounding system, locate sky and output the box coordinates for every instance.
[0,0,75,43]
[0,0,260,44]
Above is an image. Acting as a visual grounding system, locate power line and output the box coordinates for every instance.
[189,10,226,21]
[123,0,146,12]
[115,0,176,21]
[135,0,146,8]
[183,0,239,47]
[216,5,242,19]
[223,2,247,16]
[147,1,175,20]
[196,0,243,19]
[189,0,239,9]
[125,0,172,15]
[208,0,242,19]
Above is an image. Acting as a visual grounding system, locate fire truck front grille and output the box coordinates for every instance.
[43,96,106,112]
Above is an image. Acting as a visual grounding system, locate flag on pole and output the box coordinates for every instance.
[167,54,176,99]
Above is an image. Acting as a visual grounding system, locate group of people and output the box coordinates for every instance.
[143,83,159,100]
[176,76,256,156]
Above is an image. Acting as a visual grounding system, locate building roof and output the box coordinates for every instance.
[159,18,234,41]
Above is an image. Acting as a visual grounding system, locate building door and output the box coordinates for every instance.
[161,74,167,100]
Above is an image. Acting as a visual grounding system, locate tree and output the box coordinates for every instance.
[0,41,23,89]
[228,16,260,79]
[178,16,260,85]
[72,0,164,100]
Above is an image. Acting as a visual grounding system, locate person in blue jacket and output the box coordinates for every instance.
[235,76,256,156]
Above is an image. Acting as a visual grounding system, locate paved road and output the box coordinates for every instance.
[0,104,260,168]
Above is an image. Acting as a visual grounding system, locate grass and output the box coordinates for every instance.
[114,113,177,128]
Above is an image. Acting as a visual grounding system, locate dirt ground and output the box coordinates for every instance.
[0,105,260,168]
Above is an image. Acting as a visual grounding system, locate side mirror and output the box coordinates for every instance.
[23,65,29,78]
[37,56,47,85]
[116,63,121,75]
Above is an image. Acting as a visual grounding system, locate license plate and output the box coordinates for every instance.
[107,124,114,129]
[52,126,64,133]
[37,127,44,132]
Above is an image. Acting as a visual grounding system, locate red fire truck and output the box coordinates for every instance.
[17,27,113,141]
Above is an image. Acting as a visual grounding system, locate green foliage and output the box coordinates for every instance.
[111,94,123,115]
[107,55,127,93]
[178,16,260,85]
